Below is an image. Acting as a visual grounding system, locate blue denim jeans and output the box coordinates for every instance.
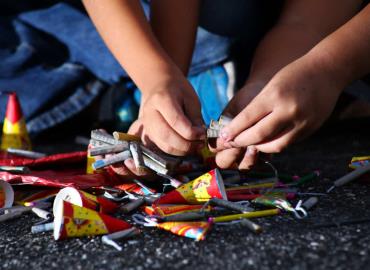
[0,1,277,134]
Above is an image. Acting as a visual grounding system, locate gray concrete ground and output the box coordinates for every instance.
[1,119,370,270]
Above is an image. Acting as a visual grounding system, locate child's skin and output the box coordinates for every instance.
[214,1,370,170]
[83,0,203,177]
[83,0,370,176]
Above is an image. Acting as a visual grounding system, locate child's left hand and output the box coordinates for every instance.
[214,54,344,169]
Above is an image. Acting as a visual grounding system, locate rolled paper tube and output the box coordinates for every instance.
[120,197,145,214]
[129,142,146,173]
[89,144,128,156]
[209,120,221,130]
[31,222,54,234]
[239,218,262,234]
[31,207,52,220]
[0,166,30,174]
[150,204,211,217]
[113,132,141,142]
[157,173,183,188]
[143,156,168,175]
[207,128,219,138]
[209,198,253,213]
[102,227,141,251]
[159,212,207,222]
[226,182,277,191]
[143,195,162,205]
[89,139,109,147]
[328,163,370,192]
[1,205,31,214]
[302,197,318,210]
[91,130,125,145]
[140,145,169,169]
[210,209,280,223]
[92,150,132,170]
[218,115,233,126]
[104,227,140,240]
[294,171,320,186]
[227,193,296,201]
[0,211,23,222]
[7,148,46,159]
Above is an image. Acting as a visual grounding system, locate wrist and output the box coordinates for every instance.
[306,44,354,92]
[139,64,186,95]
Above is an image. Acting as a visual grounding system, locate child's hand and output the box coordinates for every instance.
[139,78,205,156]
[214,54,344,169]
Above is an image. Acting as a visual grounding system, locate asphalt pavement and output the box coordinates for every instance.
[1,119,370,270]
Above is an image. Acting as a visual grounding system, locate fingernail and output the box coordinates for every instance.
[245,146,257,156]
[220,129,230,142]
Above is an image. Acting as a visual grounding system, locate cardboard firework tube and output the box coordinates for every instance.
[89,144,128,156]
[0,166,30,174]
[89,139,109,147]
[302,197,318,210]
[157,221,211,241]
[0,211,23,222]
[209,198,253,213]
[140,145,169,168]
[120,197,145,214]
[92,150,132,170]
[143,155,168,175]
[129,142,146,173]
[209,209,280,223]
[148,204,211,217]
[91,130,125,145]
[155,169,227,205]
[159,212,207,222]
[31,207,52,220]
[209,120,221,130]
[239,218,262,234]
[6,148,46,159]
[113,132,141,142]
[31,222,54,234]
[0,180,14,209]
[104,227,140,240]
[53,201,131,240]
[53,187,119,214]
[207,128,219,138]
[218,115,233,126]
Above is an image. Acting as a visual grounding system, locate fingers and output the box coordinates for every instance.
[183,97,205,131]
[215,148,243,169]
[146,110,200,156]
[157,95,204,140]
[238,146,258,170]
[228,110,290,148]
[219,96,271,142]
[255,126,301,153]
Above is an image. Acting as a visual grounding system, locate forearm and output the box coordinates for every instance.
[82,0,182,93]
[307,4,370,88]
[150,0,199,75]
[246,0,361,86]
